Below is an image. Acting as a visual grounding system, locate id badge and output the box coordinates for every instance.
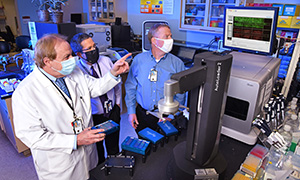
[104,100,113,114]
[71,116,83,134]
[149,68,157,82]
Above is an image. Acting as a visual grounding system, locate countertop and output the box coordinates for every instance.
[89,130,254,180]
[0,66,25,99]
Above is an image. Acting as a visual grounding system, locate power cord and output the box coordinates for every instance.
[207,36,221,51]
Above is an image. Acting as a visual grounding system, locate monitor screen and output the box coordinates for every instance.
[71,13,83,24]
[177,46,196,60]
[223,6,278,55]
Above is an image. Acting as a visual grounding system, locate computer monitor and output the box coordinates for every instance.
[111,24,131,49]
[142,20,168,52]
[223,6,279,55]
[177,46,196,61]
[28,22,77,48]
[71,13,86,24]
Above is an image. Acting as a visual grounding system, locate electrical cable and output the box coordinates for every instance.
[207,39,216,51]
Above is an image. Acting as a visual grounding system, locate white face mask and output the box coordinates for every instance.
[154,37,173,53]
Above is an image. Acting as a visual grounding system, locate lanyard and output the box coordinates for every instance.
[50,79,76,117]
[39,69,77,118]
[80,61,102,77]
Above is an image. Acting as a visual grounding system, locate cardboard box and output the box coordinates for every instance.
[283,4,300,16]
[278,16,293,28]
[272,4,284,16]
[291,16,300,29]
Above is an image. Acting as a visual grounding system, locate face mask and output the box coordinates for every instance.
[82,47,99,64]
[154,38,173,53]
[52,56,78,75]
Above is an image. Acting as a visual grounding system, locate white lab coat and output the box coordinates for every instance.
[77,56,122,115]
[12,65,121,180]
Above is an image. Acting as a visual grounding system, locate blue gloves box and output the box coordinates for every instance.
[138,127,164,144]
[91,120,119,135]
[157,121,178,136]
[121,136,150,155]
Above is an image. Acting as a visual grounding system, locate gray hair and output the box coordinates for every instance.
[147,23,170,44]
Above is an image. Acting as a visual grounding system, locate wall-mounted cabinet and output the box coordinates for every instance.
[89,0,127,23]
[180,0,252,33]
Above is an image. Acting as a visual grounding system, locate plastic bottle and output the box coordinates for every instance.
[289,153,300,180]
[286,97,298,112]
[279,152,296,180]
[287,114,299,132]
[282,153,293,170]
[292,97,298,103]
[275,97,284,123]
[289,136,298,153]
[263,164,277,180]
[285,104,298,123]
[279,124,293,147]
[298,112,300,131]
[263,104,273,130]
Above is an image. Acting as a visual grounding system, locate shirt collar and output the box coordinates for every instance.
[149,50,168,62]
[38,66,57,81]
[79,58,93,69]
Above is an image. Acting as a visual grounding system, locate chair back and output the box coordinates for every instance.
[0,41,11,54]
[16,35,31,50]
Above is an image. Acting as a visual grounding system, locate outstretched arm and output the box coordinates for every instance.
[110,53,131,77]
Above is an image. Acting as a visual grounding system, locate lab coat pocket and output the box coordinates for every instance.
[34,150,75,173]
[84,144,98,170]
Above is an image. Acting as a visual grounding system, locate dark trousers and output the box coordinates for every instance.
[92,104,121,164]
[135,104,159,133]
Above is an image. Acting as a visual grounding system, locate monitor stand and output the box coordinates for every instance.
[172,141,227,176]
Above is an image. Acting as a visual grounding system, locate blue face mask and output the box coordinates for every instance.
[52,56,78,75]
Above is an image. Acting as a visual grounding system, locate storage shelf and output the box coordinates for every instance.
[212,3,236,5]
[186,3,206,5]
[211,16,224,19]
[185,15,205,18]
[180,0,253,33]
[88,0,127,23]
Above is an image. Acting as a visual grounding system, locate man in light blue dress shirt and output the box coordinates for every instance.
[125,23,186,133]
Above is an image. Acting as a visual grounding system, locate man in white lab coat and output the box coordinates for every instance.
[12,34,130,180]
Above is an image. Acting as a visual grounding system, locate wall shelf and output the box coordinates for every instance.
[180,0,253,34]
[88,0,127,23]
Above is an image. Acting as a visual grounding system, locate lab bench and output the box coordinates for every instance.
[0,97,30,155]
[0,68,30,156]
[89,129,254,180]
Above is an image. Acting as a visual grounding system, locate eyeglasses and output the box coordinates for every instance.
[82,43,97,52]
